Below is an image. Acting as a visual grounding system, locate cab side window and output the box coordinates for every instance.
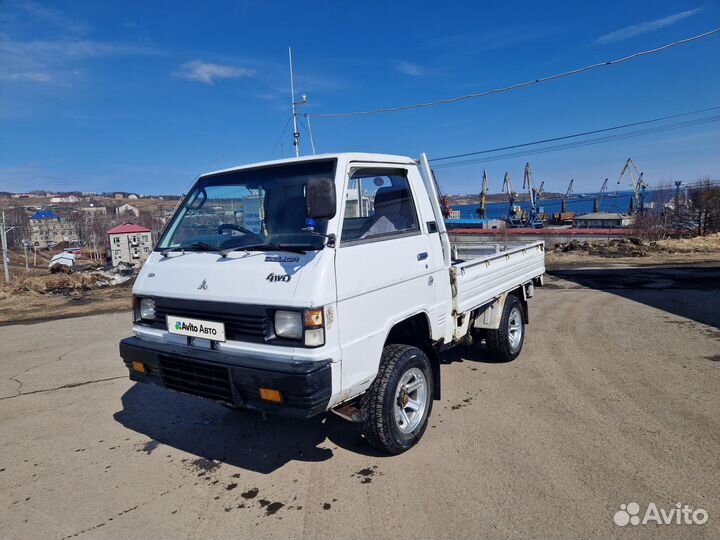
[341,169,419,244]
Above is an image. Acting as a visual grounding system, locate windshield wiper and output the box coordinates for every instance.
[220,243,306,258]
[161,241,217,257]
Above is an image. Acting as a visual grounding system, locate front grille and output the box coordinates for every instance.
[150,298,269,343]
[159,355,232,403]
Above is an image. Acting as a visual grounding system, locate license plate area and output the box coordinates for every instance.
[190,337,213,349]
[167,315,226,342]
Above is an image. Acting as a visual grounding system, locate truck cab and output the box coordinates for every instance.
[120,152,544,453]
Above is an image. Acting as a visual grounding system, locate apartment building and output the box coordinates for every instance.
[107,223,153,267]
[29,210,79,248]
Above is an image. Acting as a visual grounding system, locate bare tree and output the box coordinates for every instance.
[629,211,665,241]
[691,178,720,236]
[4,207,30,247]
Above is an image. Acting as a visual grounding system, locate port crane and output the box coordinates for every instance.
[522,162,544,228]
[561,179,574,213]
[476,170,489,219]
[534,180,545,218]
[502,172,524,227]
[593,178,609,212]
[432,171,452,219]
[617,158,648,214]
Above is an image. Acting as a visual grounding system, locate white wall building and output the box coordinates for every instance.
[29,210,79,248]
[116,203,140,217]
[573,212,634,229]
[50,195,80,203]
[107,223,153,267]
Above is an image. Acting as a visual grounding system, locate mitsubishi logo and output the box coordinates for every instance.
[197,279,208,290]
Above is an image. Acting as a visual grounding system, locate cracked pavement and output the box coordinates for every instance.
[1,268,719,539]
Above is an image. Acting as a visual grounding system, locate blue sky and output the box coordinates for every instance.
[1,0,718,195]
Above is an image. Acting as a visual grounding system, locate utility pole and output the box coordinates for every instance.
[673,180,683,229]
[23,242,28,270]
[1,211,11,283]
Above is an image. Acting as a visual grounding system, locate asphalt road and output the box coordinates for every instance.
[1,264,719,539]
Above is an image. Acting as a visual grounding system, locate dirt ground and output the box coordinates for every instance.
[545,249,720,268]
[0,248,131,325]
[546,235,720,267]
[1,264,718,539]
[0,284,132,325]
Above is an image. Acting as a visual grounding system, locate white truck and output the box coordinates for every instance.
[119,153,545,453]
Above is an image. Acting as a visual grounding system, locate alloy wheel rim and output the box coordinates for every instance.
[394,367,427,434]
[508,306,523,351]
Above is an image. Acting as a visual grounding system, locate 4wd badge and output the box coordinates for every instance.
[266,272,291,283]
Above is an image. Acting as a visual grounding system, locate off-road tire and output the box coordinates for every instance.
[361,344,433,454]
[485,294,525,362]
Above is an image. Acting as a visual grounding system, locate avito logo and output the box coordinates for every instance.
[174,321,218,336]
[614,502,709,527]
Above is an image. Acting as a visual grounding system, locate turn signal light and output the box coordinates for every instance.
[259,388,283,403]
[131,361,146,374]
[304,309,323,328]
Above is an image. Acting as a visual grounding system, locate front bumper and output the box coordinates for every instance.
[119,337,332,418]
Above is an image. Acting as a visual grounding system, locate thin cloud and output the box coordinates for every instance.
[2,71,52,82]
[18,2,91,35]
[175,60,255,85]
[0,35,161,84]
[596,8,703,44]
[396,61,424,77]
[419,27,556,54]
[0,3,161,85]
[0,1,90,36]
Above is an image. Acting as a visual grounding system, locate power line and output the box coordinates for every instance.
[430,106,720,162]
[432,114,720,169]
[434,115,720,168]
[311,28,720,119]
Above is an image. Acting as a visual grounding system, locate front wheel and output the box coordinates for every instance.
[362,344,433,454]
[485,294,525,362]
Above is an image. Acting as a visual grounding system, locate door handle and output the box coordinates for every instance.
[417,252,428,261]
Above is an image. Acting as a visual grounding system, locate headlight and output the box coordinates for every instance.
[274,310,302,339]
[139,297,156,320]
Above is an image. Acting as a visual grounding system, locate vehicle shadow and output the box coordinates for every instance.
[114,383,386,474]
[547,264,720,330]
[439,341,517,364]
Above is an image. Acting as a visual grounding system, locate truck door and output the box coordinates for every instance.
[334,165,436,396]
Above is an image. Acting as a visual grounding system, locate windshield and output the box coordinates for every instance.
[158,159,336,252]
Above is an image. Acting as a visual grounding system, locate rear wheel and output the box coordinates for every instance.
[485,295,525,362]
[362,344,433,454]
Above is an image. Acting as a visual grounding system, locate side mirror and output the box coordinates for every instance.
[305,177,337,220]
[187,187,207,210]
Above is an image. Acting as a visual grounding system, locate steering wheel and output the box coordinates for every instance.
[218,223,263,240]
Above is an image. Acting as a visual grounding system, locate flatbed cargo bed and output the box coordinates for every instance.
[450,240,545,314]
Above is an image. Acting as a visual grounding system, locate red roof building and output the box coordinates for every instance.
[107,223,151,235]
[107,223,154,267]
